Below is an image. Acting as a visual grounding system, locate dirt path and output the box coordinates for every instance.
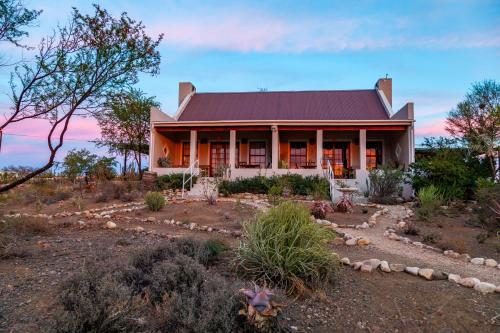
[334,205,500,286]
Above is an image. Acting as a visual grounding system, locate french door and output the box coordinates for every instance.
[210,142,229,176]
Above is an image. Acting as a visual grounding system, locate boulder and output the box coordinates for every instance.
[188,223,197,230]
[105,221,116,229]
[345,238,358,246]
[360,264,373,273]
[359,222,370,229]
[448,274,461,283]
[432,271,447,280]
[340,257,350,265]
[146,216,156,222]
[405,266,419,276]
[458,277,480,288]
[357,238,370,246]
[332,237,345,245]
[388,233,400,241]
[353,261,363,270]
[484,259,498,267]
[363,259,381,269]
[389,264,406,272]
[418,268,434,280]
[474,282,496,294]
[380,261,391,272]
[397,221,406,229]
[470,257,485,265]
[134,226,145,232]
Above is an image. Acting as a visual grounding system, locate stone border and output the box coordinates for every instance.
[339,256,500,295]
[384,207,500,271]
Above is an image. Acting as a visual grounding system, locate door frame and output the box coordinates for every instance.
[209,141,230,176]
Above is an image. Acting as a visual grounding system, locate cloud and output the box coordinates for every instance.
[149,10,500,53]
[415,119,449,137]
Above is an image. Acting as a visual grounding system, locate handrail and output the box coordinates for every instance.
[182,160,199,198]
[326,160,335,202]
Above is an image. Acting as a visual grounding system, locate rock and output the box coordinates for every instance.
[397,221,406,229]
[77,220,86,226]
[357,238,370,246]
[332,237,345,245]
[405,267,419,276]
[146,216,156,222]
[353,262,363,270]
[470,257,485,265]
[432,271,447,280]
[363,259,381,269]
[390,264,405,272]
[134,226,144,232]
[458,277,480,288]
[345,238,358,246]
[458,253,471,262]
[418,268,434,280]
[105,221,116,229]
[359,222,370,229]
[474,282,496,294]
[388,233,400,241]
[331,223,338,228]
[448,274,461,283]
[360,264,373,273]
[380,261,391,272]
[188,223,197,230]
[484,259,497,267]
[207,227,213,232]
[340,257,350,265]
[232,230,242,237]
[412,242,424,248]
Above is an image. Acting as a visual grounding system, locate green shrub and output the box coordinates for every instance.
[416,185,443,221]
[235,201,338,295]
[218,174,329,197]
[52,239,246,333]
[155,173,197,190]
[475,179,500,231]
[368,165,404,204]
[422,232,442,244]
[267,184,283,205]
[144,191,165,211]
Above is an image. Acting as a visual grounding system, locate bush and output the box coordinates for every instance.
[310,201,330,219]
[267,184,283,206]
[403,222,420,235]
[218,174,329,198]
[416,185,443,221]
[144,191,165,211]
[422,232,442,244]
[475,179,500,231]
[439,236,469,254]
[368,165,403,204]
[52,239,246,333]
[236,201,338,295]
[155,173,197,190]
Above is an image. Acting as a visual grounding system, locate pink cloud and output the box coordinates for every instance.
[415,119,449,137]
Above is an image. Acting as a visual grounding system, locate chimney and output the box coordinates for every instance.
[178,82,196,106]
[375,77,392,107]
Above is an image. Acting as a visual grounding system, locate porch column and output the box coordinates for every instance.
[359,129,366,170]
[316,129,323,170]
[189,130,197,166]
[229,130,236,169]
[271,125,279,169]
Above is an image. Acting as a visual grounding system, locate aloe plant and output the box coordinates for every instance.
[239,285,284,332]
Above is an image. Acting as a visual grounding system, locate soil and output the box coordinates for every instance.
[303,201,377,226]
[397,207,500,261]
[1,193,499,333]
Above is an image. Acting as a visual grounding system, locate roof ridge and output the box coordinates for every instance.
[193,89,377,95]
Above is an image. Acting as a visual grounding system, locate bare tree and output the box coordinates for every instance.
[0,5,162,192]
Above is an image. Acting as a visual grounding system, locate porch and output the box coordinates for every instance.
[150,125,413,192]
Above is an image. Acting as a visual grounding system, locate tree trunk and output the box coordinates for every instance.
[123,150,128,177]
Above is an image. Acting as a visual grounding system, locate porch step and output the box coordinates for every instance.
[186,177,217,198]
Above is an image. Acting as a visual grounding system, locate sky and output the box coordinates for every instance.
[0,0,499,168]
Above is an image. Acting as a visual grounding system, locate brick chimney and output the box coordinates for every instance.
[375,77,392,107]
[178,82,196,106]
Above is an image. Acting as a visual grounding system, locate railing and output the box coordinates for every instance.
[182,160,199,198]
[326,160,335,203]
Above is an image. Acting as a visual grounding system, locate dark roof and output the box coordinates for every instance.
[177,90,389,122]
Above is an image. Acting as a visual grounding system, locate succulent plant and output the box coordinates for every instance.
[239,285,284,332]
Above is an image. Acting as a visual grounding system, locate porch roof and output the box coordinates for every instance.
[177,89,389,122]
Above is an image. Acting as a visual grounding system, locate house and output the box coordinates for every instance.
[149,77,415,193]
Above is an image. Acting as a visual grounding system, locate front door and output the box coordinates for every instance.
[210,142,229,176]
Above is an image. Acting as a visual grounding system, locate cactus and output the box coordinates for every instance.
[239,285,284,332]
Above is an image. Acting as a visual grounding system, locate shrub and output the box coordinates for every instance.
[155,173,197,190]
[368,165,403,204]
[422,232,442,244]
[267,184,283,206]
[439,236,469,254]
[310,201,330,219]
[236,201,338,295]
[416,185,443,221]
[476,232,489,244]
[475,179,500,231]
[52,239,247,333]
[144,191,165,211]
[403,222,420,235]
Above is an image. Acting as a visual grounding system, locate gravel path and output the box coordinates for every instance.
[335,205,500,286]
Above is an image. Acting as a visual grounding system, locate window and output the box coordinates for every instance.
[290,141,307,168]
[366,141,383,170]
[333,142,349,177]
[182,142,190,167]
[249,141,266,167]
[322,142,334,168]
